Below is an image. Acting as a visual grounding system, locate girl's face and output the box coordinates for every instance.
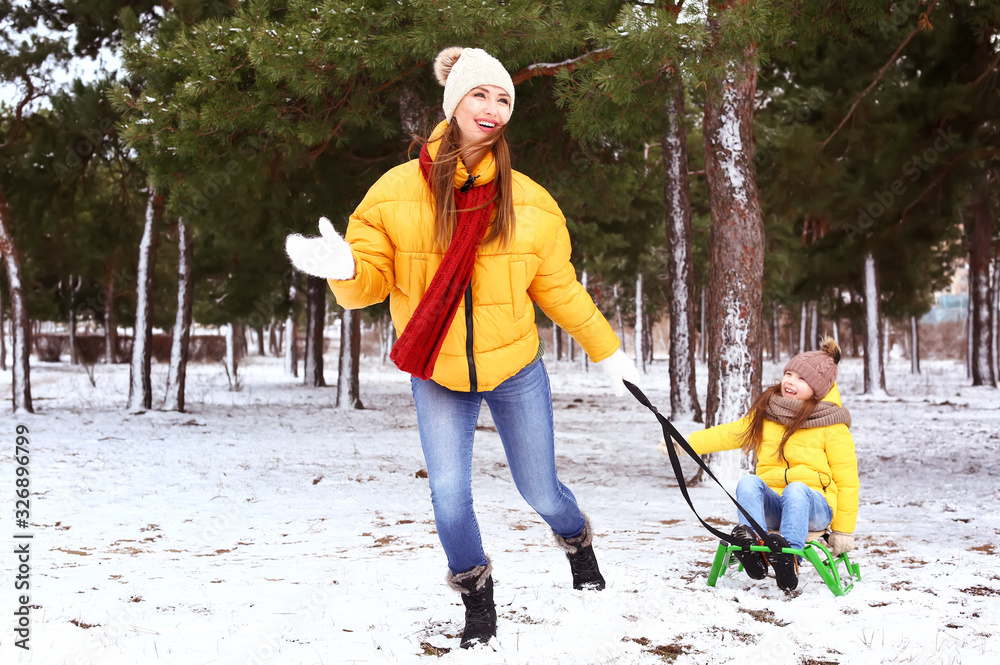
[780,370,815,401]
[452,85,511,150]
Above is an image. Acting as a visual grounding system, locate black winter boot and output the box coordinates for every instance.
[554,515,606,590]
[447,560,497,649]
[730,524,768,580]
[763,533,799,592]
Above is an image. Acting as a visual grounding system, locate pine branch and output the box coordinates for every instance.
[0,77,44,151]
[899,147,1000,224]
[510,48,612,86]
[822,1,939,150]
[968,50,1000,89]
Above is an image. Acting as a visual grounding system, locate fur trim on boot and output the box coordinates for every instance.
[446,557,493,595]
[553,515,594,555]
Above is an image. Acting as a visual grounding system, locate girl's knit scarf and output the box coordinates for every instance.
[765,394,852,429]
[389,143,496,381]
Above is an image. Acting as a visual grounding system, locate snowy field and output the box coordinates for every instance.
[1,349,999,665]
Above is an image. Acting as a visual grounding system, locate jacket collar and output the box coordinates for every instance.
[821,382,843,407]
[425,120,497,189]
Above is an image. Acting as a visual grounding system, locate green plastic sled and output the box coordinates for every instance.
[706,538,861,596]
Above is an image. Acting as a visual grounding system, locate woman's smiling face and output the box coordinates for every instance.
[452,85,511,149]
[780,370,815,401]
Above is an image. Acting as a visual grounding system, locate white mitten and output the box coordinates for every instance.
[596,348,641,397]
[285,217,356,280]
[828,531,855,556]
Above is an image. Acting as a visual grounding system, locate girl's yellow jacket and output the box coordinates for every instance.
[327,121,619,392]
[688,384,859,533]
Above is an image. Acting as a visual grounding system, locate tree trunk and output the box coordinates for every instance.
[165,218,193,412]
[303,276,326,387]
[862,252,887,395]
[882,318,891,368]
[699,287,707,363]
[993,246,1000,380]
[798,302,807,356]
[910,315,921,375]
[661,73,702,421]
[0,181,32,412]
[702,34,765,483]
[968,182,996,387]
[635,271,645,373]
[223,322,240,390]
[769,301,780,363]
[553,323,563,361]
[284,281,298,377]
[269,320,279,356]
[336,308,364,409]
[613,284,626,354]
[103,276,117,363]
[127,190,163,412]
[0,284,6,371]
[809,300,819,350]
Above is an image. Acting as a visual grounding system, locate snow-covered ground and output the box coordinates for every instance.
[1,351,998,665]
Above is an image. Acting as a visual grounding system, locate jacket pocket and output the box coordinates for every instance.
[409,257,427,317]
[510,260,528,321]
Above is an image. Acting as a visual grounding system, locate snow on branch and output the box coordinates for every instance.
[510,49,612,86]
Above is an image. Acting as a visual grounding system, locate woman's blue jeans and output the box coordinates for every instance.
[410,360,586,575]
[735,475,833,550]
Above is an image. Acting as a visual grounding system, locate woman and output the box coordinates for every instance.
[286,46,639,648]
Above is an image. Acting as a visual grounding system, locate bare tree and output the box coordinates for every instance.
[127,189,163,412]
[968,179,996,387]
[303,276,326,387]
[165,218,194,411]
[336,308,363,409]
[702,20,765,481]
[862,252,887,396]
[661,72,701,422]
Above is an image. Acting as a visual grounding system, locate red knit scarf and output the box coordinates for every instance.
[389,144,497,380]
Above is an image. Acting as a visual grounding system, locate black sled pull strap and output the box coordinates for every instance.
[623,380,782,552]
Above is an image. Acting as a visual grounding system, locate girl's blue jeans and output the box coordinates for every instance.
[410,360,586,575]
[735,475,833,550]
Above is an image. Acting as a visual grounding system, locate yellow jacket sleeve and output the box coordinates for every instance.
[826,424,859,533]
[529,222,618,363]
[687,418,750,456]
[326,172,400,310]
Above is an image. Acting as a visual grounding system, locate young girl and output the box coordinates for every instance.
[285,47,639,648]
[685,338,859,591]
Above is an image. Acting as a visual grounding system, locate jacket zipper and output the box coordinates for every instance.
[465,282,477,391]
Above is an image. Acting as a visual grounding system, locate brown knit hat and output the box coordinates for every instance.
[784,336,841,399]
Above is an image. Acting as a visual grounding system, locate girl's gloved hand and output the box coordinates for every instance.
[285,217,356,280]
[597,348,641,397]
[828,531,854,556]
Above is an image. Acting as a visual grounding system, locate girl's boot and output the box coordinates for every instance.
[447,560,496,649]
[554,515,606,590]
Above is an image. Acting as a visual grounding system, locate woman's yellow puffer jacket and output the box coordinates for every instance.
[327,121,620,392]
[688,384,859,533]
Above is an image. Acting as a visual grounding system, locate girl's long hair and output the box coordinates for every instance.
[738,384,821,462]
[412,121,515,251]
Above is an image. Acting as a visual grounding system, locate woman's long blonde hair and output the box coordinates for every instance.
[738,384,820,462]
[413,121,515,251]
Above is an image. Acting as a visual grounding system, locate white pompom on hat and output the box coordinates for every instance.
[433,46,515,121]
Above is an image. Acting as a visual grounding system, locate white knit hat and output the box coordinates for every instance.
[433,47,515,121]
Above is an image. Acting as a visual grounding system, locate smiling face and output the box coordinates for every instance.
[452,85,511,151]
[780,370,815,401]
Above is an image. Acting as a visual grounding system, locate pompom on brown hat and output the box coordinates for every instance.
[784,336,841,400]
